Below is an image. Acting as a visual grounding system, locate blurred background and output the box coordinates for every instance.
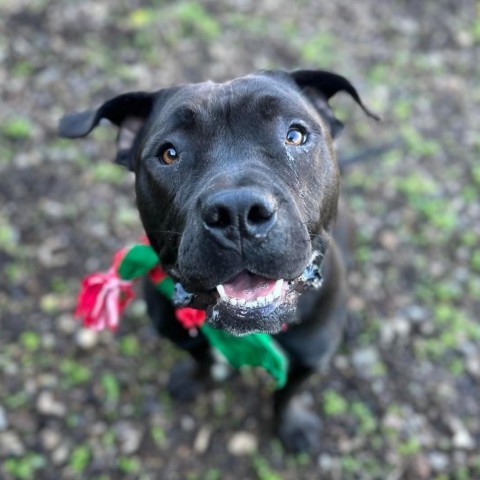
[0,1,479,479]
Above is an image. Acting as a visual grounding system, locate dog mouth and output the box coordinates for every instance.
[216,273,285,311]
[173,250,324,336]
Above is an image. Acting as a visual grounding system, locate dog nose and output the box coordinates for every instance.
[202,189,277,239]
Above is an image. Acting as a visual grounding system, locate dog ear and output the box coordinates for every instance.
[58,91,155,170]
[290,69,380,138]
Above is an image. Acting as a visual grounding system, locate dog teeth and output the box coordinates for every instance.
[257,296,266,306]
[273,279,283,298]
[216,285,227,300]
[217,279,285,310]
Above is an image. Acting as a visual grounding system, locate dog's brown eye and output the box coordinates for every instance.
[161,146,178,165]
[285,128,306,146]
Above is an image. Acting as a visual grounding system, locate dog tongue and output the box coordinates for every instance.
[222,272,277,301]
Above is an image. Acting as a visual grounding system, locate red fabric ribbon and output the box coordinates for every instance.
[75,268,135,331]
[174,307,207,330]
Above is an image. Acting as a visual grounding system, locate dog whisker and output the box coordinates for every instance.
[148,229,183,236]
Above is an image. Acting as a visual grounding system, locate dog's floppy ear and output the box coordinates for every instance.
[58,91,155,170]
[290,69,380,138]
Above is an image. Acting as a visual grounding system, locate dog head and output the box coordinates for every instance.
[60,69,377,335]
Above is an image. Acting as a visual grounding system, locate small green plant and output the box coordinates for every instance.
[4,391,29,409]
[0,215,17,253]
[461,230,477,247]
[1,117,32,140]
[4,454,45,479]
[0,144,14,166]
[101,430,115,447]
[472,164,480,187]
[449,357,465,376]
[252,456,282,480]
[340,455,362,475]
[396,171,458,238]
[101,373,120,405]
[392,98,412,121]
[20,331,40,351]
[50,277,68,294]
[69,445,91,474]
[128,8,158,28]
[91,163,124,184]
[300,33,336,67]
[471,250,480,271]
[398,437,421,456]
[60,359,91,386]
[203,468,221,480]
[350,401,377,434]
[119,335,140,356]
[151,425,167,448]
[453,466,470,480]
[117,457,140,474]
[323,389,348,416]
[173,2,220,40]
[397,172,437,198]
[400,126,441,157]
[12,60,34,77]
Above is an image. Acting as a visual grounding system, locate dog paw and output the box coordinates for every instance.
[276,401,321,452]
[167,359,209,402]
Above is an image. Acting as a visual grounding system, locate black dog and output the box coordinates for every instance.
[59,69,377,451]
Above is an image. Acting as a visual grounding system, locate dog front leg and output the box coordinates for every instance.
[144,280,213,401]
[273,362,321,452]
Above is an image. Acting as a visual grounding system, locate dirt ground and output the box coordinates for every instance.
[1,1,479,479]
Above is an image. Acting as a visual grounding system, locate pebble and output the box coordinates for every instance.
[3,361,19,376]
[0,431,25,456]
[428,451,449,471]
[210,361,231,382]
[405,305,428,323]
[57,313,77,334]
[36,391,67,417]
[410,454,432,479]
[52,443,70,465]
[380,317,411,345]
[352,347,380,374]
[318,453,338,471]
[75,328,98,349]
[466,356,480,378]
[40,428,61,450]
[41,332,56,350]
[180,415,196,432]
[448,416,476,450]
[91,422,108,436]
[0,405,8,431]
[115,421,143,454]
[452,429,475,450]
[129,299,147,318]
[227,431,258,456]
[193,426,212,454]
[333,354,349,370]
[379,230,398,250]
[383,411,403,430]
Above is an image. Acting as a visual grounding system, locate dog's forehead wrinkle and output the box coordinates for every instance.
[187,77,303,119]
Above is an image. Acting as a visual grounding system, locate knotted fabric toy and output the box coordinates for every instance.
[75,238,288,388]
